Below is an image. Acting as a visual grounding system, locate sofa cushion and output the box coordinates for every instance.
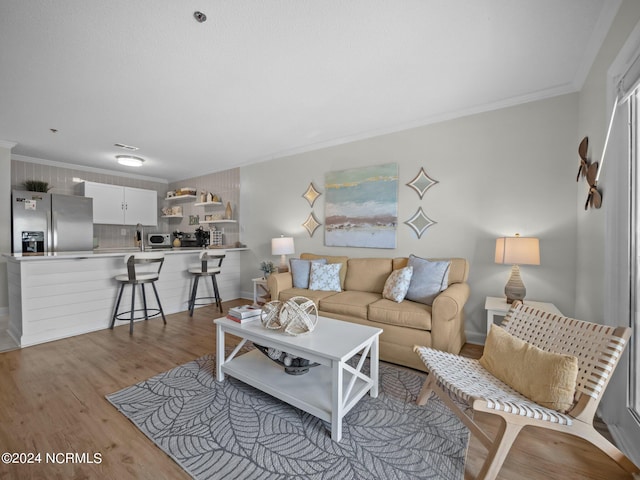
[309,263,342,292]
[382,266,413,302]
[393,257,469,285]
[345,258,393,293]
[368,298,432,330]
[301,253,349,289]
[405,255,450,305]
[278,288,339,304]
[319,291,382,320]
[290,258,327,288]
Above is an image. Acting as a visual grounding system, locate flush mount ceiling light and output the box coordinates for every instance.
[116,155,145,167]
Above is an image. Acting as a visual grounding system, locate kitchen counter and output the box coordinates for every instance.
[4,248,248,347]
[4,247,248,261]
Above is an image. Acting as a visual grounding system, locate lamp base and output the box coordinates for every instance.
[504,265,526,304]
[278,254,289,273]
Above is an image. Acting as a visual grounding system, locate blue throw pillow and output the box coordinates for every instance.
[290,258,327,289]
[405,254,450,305]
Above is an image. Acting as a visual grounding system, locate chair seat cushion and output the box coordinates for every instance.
[414,346,573,425]
[115,273,159,282]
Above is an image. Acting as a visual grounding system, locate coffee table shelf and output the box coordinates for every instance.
[221,349,371,422]
[214,316,382,441]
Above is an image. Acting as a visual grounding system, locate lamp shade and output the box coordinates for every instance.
[272,236,295,255]
[495,236,540,266]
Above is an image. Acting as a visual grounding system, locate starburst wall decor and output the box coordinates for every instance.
[302,212,321,237]
[302,182,321,207]
[406,167,438,199]
[405,167,438,238]
[405,207,436,238]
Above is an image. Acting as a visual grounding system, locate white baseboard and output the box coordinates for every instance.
[465,330,486,345]
[240,290,254,303]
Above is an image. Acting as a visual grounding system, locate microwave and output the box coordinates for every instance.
[147,233,172,247]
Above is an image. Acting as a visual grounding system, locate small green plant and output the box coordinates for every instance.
[22,180,51,192]
[259,260,277,276]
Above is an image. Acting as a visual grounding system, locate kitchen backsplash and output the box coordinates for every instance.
[11,159,240,249]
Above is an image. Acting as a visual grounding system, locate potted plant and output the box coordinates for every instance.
[259,260,277,279]
[22,180,51,192]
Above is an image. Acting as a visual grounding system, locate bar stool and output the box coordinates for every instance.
[188,250,225,316]
[110,252,167,334]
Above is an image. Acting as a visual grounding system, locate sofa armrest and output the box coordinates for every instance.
[266,272,293,301]
[433,283,470,321]
[430,282,471,352]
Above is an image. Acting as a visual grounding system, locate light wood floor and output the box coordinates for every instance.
[0,300,635,480]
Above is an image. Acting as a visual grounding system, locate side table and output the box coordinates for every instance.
[484,296,562,335]
[252,277,270,305]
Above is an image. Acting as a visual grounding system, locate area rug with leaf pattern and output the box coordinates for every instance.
[106,353,469,480]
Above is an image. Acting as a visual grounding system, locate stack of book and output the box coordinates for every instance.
[227,305,262,323]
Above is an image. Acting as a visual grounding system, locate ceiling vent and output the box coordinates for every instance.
[114,143,139,151]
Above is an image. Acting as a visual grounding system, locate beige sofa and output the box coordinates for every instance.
[267,253,470,372]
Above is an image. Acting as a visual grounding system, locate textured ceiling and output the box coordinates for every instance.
[0,0,620,181]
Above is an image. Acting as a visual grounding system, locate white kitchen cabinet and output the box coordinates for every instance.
[80,181,158,226]
[123,187,157,226]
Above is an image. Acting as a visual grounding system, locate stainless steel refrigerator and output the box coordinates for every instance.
[11,190,94,254]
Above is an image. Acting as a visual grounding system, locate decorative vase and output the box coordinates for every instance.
[225,202,232,220]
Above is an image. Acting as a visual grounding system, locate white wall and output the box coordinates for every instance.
[240,93,579,342]
[0,141,16,314]
[577,0,640,464]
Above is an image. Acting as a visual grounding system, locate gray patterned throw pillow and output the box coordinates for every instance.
[308,262,342,292]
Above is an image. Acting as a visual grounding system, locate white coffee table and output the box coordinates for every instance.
[214,315,382,442]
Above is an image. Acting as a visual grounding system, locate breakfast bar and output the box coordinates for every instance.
[4,248,247,347]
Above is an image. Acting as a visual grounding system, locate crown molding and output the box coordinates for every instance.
[11,154,169,184]
[241,82,578,167]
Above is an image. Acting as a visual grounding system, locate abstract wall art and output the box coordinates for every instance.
[325,163,398,248]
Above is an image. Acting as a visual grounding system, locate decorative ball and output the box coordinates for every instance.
[261,300,283,329]
[279,296,318,336]
[267,348,282,360]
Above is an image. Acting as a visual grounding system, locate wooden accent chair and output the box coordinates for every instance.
[414,302,639,480]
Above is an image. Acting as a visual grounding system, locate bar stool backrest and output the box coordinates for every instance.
[199,250,225,273]
[123,252,165,282]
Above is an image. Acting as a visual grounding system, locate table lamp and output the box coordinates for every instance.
[495,234,540,303]
[272,235,295,273]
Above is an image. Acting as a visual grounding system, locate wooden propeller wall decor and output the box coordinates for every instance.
[576,136,589,181]
[580,94,620,211]
[585,162,602,210]
[575,136,602,210]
